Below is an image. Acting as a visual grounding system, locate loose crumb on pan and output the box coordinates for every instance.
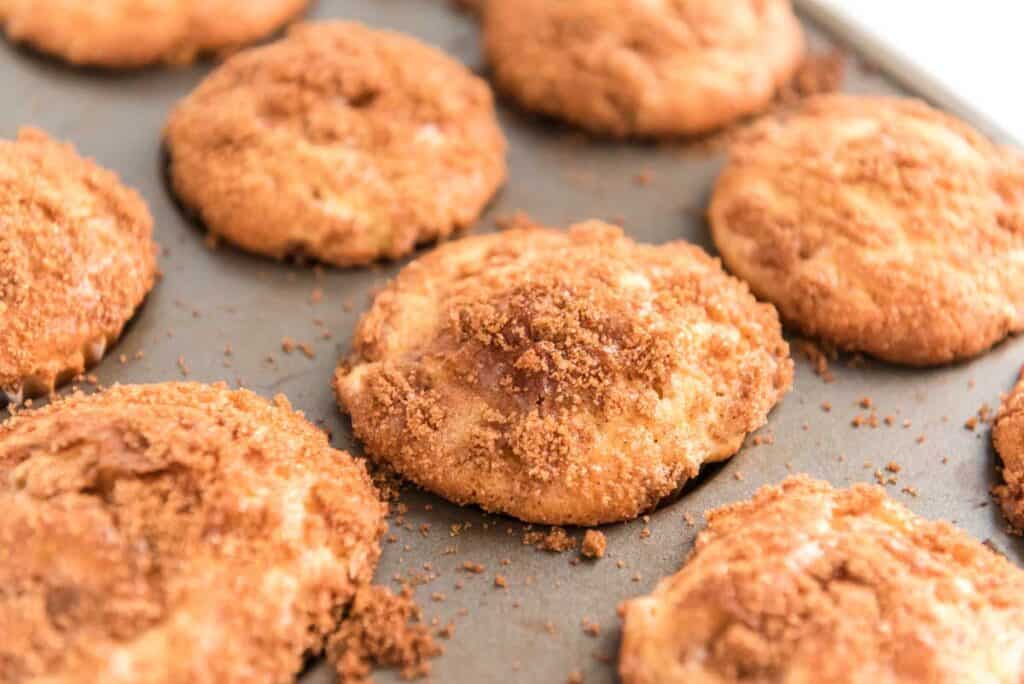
[581,530,607,559]
[367,464,406,503]
[794,338,836,382]
[523,527,578,552]
[328,585,442,683]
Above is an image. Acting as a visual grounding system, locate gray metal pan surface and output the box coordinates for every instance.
[0,2,1020,683]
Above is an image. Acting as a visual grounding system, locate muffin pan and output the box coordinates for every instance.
[1,1,1020,682]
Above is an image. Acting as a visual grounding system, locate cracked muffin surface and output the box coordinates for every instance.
[165,21,507,267]
[0,382,385,684]
[0,0,309,68]
[335,219,792,525]
[0,128,157,404]
[710,95,1024,365]
[620,475,1024,684]
[483,0,804,137]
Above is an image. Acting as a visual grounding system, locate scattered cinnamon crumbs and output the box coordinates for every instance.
[524,527,578,553]
[328,585,442,683]
[794,339,835,382]
[581,617,601,637]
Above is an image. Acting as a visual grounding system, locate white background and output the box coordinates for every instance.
[798,0,1024,144]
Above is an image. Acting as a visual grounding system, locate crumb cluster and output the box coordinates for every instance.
[328,585,442,683]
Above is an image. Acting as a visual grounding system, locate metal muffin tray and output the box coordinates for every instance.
[3,2,1021,682]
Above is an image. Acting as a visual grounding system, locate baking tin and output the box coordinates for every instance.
[1,2,1020,682]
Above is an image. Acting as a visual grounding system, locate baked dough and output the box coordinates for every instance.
[0,382,385,684]
[994,371,1024,531]
[0,128,157,403]
[335,219,792,525]
[710,95,1024,365]
[620,475,1024,683]
[165,21,507,267]
[483,0,804,137]
[0,0,309,68]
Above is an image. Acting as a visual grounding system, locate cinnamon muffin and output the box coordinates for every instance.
[0,0,309,68]
[0,382,385,684]
[165,21,507,267]
[710,95,1024,365]
[620,475,1024,683]
[335,219,792,525]
[483,0,804,137]
[0,128,157,403]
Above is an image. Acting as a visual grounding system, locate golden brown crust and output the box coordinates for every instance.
[0,0,309,68]
[0,382,386,684]
[619,475,1024,684]
[710,95,1024,366]
[994,371,1024,531]
[0,128,157,402]
[483,0,805,137]
[165,21,507,267]
[334,219,792,525]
